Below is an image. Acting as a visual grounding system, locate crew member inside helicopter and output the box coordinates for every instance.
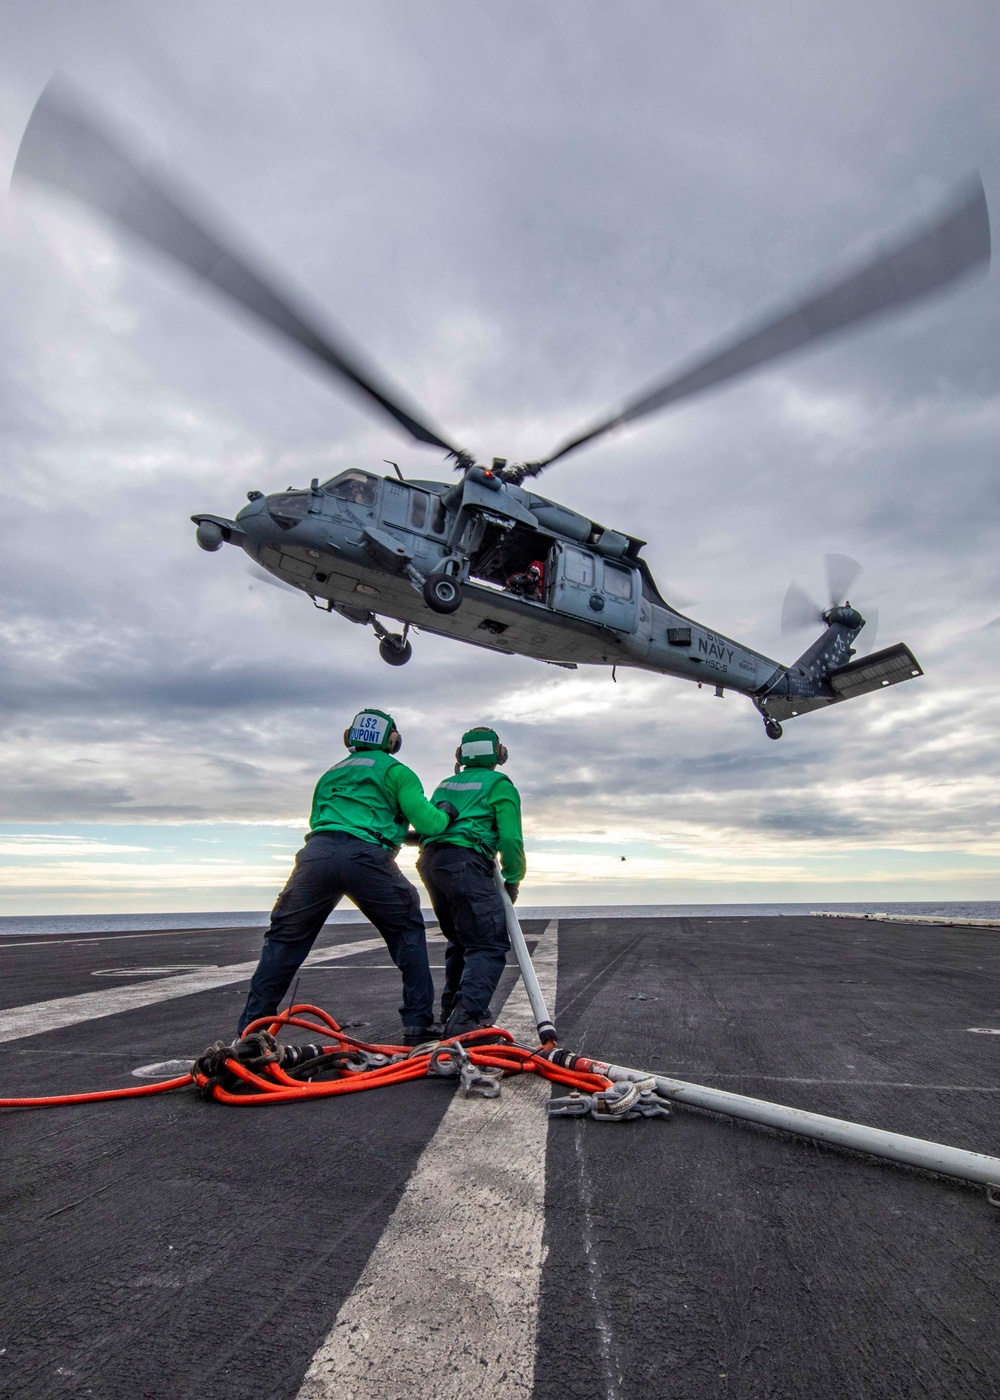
[327,470,378,506]
[416,727,526,1038]
[237,708,458,1045]
[505,558,546,601]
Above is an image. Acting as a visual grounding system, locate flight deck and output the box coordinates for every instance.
[2,913,998,1399]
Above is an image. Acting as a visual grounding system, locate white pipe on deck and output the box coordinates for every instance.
[599,1061,1000,1191]
[499,896,1000,1194]
[495,868,557,1043]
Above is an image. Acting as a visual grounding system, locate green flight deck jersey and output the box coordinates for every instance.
[423,768,526,883]
[309,750,450,852]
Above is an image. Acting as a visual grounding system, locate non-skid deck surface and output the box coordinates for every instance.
[1,915,998,1398]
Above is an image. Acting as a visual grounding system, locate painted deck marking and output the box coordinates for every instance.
[0,929,263,949]
[297,920,560,1400]
[0,938,384,1044]
[0,924,442,951]
[91,965,206,978]
[0,918,394,952]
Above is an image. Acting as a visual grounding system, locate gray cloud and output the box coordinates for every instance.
[0,2,998,897]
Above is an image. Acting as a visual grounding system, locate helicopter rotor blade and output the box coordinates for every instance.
[12,80,460,456]
[825,552,862,607]
[531,176,990,473]
[781,581,823,634]
[244,564,300,595]
[856,603,879,655]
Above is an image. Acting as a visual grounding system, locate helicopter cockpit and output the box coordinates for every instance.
[323,470,378,506]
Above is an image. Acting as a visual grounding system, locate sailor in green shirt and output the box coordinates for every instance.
[417,727,526,1037]
[238,708,457,1044]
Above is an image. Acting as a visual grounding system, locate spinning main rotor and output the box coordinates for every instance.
[12,79,991,485]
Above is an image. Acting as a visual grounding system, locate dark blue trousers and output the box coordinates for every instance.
[416,844,509,1022]
[238,832,434,1034]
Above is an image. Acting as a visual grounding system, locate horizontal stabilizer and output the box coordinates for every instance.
[758,694,831,722]
[759,643,922,722]
[827,642,923,699]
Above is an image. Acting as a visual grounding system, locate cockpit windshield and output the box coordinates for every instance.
[266,491,311,529]
[324,471,377,506]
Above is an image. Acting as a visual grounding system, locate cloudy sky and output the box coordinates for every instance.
[0,1,998,914]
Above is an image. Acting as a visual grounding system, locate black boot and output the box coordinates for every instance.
[442,1002,493,1038]
[401,1021,443,1047]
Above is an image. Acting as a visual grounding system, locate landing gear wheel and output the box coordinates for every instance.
[422,574,463,615]
[378,636,412,666]
[764,720,783,740]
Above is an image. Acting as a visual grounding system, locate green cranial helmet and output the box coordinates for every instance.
[345,708,400,753]
[456,726,507,770]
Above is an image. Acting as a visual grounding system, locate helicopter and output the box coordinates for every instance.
[13,82,991,740]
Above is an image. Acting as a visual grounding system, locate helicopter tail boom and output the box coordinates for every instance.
[756,616,923,726]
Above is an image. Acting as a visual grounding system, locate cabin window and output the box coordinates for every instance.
[430,497,448,534]
[409,491,428,530]
[603,562,633,600]
[324,471,377,506]
[564,547,595,587]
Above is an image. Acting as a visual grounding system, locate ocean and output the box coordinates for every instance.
[3,901,1000,938]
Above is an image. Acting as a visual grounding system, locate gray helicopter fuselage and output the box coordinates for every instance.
[195,467,784,696]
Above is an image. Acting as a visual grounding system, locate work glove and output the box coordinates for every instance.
[504,881,519,905]
[435,800,459,823]
[402,829,421,847]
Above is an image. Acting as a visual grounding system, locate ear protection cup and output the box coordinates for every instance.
[343,728,352,750]
[496,744,508,766]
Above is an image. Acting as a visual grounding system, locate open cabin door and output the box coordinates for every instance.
[549,543,640,633]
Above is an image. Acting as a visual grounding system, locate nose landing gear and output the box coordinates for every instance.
[764,719,783,740]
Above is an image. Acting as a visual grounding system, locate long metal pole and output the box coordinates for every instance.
[561,1053,1000,1192]
[494,868,557,1044]
[491,886,1000,1195]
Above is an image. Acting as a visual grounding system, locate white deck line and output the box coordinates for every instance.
[0,937,384,1044]
[297,919,560,1400]
[0,930,242,949]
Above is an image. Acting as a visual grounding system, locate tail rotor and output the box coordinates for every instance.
[781,553,878,654]
[824,553,861,610]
